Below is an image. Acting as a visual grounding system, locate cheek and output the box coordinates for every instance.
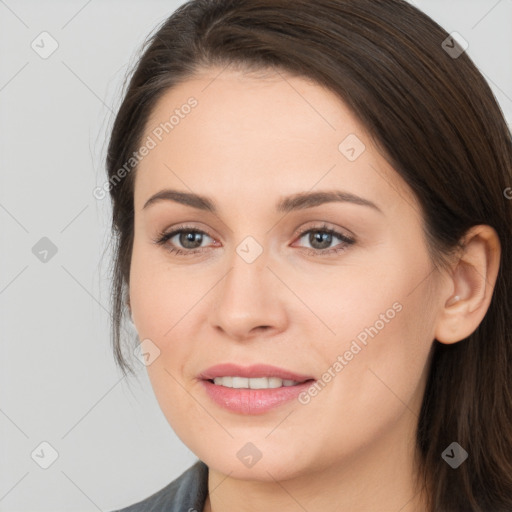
[295,254,435,421]
[312,283,434,447]
[129,239,205,340]
[128,243,210,402]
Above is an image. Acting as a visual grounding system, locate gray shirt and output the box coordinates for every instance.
[111,459,209,512]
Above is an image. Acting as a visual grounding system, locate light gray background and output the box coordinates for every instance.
[1,1,511,510]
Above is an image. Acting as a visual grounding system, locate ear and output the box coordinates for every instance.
[435,225,501,344]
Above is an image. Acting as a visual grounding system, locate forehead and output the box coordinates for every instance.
[134,67,418,217]
[144,67,362,145]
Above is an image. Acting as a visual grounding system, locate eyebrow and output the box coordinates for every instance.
[142,188,383,214]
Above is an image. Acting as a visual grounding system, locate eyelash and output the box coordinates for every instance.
[151,223,356,257]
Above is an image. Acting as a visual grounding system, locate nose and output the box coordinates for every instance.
[208,246,289,341]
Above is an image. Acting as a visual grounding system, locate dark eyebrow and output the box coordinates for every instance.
[142,189,383,214]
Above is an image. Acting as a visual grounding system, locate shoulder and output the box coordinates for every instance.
[109,459,208,512]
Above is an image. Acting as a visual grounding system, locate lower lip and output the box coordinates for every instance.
[200,379,315,414]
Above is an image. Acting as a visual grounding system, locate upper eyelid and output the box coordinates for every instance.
[295,223,354,239]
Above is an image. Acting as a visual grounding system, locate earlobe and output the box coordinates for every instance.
[435,225,501,345]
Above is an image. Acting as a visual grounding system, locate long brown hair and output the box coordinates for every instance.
[104,1,512,509]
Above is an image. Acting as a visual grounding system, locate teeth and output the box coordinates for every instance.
[212,376,301,388]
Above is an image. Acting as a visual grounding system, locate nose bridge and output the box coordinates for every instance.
[209,235,287,338]
[221,237,271,312]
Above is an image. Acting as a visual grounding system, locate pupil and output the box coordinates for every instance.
[311,231,331,249]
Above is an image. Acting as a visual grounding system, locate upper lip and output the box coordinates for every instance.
[198,363,315,383]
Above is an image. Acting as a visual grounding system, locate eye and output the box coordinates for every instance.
[152,222,356,257]
[293,223,355,256]
[152,225,216,255]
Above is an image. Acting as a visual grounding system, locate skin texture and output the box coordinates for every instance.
[128,67,501,512]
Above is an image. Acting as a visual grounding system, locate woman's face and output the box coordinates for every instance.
[129,67,445,481]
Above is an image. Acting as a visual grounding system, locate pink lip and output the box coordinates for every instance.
[198,363,315,382]
[200,380,315,415]
[197,363,316,415]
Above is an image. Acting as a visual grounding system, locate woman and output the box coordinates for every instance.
[106,0,512,510]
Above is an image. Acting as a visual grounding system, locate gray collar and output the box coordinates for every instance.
[112,459,208,512]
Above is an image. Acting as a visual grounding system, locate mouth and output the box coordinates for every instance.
[197,363,316,414]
